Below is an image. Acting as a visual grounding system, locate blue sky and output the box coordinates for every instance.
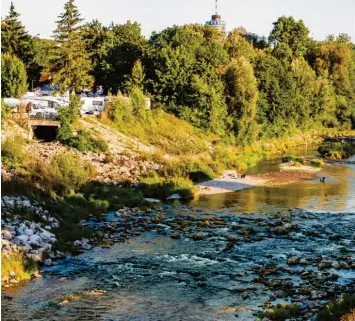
[1,0,355,41]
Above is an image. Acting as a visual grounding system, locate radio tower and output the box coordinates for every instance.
[206,0,226,32]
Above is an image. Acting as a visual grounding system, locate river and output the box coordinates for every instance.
[2,148,355,321]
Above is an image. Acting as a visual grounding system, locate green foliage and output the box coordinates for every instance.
[83,20,147,94]
[1,135,27,167]
[1,252,37,282]
[258,303,299,321]
[130,86,147,119]
[269,16,310,60]
[225,57,259,145]
[317,294,355,321]
[63,130,108,153]
[57,94,80,141]
[139,172,197,200]
[50,0,94,93]
[318,142,355,160]
[125,60,145,92]
[1,52,28,98]
[80,181,147,209]
[1,99,12,123]
[24,154,96,196]
[311,158,325,167]
[1,2,39,86]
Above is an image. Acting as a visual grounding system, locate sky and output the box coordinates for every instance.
[1,0,355,41]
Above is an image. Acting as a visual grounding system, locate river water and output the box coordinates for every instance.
[2,148,355,321]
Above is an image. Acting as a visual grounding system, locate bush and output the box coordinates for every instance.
[282,155,296,162]
[258,303,299,321]
[57,95,81,141]
[80,181,147,209]
[317,294,355,321]
[1,135,27,167]
[26,154,96,196]
[1,99,11,123]
[311,158,325,167]
[295,156,305,164]
[318,142,355,160]
[139,173,197,200]
[294,161,302,167]
[1,252,37,282]
[62,130,108,153]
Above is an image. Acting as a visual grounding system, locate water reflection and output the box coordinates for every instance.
[191,164,355,213]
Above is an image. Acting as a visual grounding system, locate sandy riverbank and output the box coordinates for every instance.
[197,169,316,195]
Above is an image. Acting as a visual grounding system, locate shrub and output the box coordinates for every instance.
[311,159,325,167]
[317,294,355,321]
[139,173,197,200]
[318,142,355,160]
[1,135,27,167]
[282,155,296,162]
[258,303,299,321]
[1,99,11,123]
[1,252,37,282]
[57,95,81,141]
[294,161,302,167]
[341,309,355,321]
[80,181,147,209]
[62,130,108,153]
[295,156,305,164]
[26,154,96,196]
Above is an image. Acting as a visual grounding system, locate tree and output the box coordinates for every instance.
[269,16,310,60]
[225,57,259,144]
[1,2,39,86]
[125,60,145,92]
[130,86,146,119]
[50,0,94,93]
[225,28,257,61]
[1,53,28,98]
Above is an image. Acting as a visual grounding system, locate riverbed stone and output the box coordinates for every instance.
[13,235,29,245]
[287,256,300,265]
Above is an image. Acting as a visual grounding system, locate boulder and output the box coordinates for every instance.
[287,256,300,265]
[39,230,55,242]
[28,234,42,246]
[2,230,14,240]
[23,229,35,236]
[13,235,29,246]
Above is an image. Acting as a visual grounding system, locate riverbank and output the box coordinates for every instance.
[197,169,318,195]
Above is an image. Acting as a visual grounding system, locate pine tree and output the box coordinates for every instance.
[1,2,38,86]
[1,3,33,63]
[125,60,145,92]
[50,0,94,93]
[1,53,28,98]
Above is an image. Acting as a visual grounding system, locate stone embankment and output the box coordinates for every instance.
[1,197,65,285]
[26,141,160,183]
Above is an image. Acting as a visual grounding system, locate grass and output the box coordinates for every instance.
[1,252,38,282]
[317,294,355,321]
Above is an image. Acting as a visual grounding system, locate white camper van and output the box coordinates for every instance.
[80,97,106,115]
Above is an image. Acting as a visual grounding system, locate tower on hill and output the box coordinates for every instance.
[205,0,226,32]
